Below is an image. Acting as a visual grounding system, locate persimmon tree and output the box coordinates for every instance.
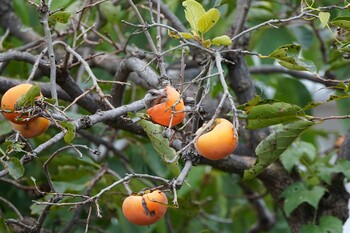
[0,0,350,232]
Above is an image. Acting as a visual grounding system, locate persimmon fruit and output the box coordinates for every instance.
[195,118,238,160]
[122,190,168,226]
[146,85,185,127]
[1,83,42,124]
[11,117,50,139]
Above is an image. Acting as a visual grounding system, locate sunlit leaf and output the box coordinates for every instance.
[211,35,232,46]
[4,157,25,180]
[318,12,330,28]
[243,120,315,180]
[300,216,342,233]
[197,8,220,35]
[330,16,350,30]
[246,102,304,129]
[281,182,326,217]
[182,0,205,33]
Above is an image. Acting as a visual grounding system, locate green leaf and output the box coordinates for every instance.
[246,102,304,130]
[16,84,41,108]
[300,216,342,233]
[278,57,316,72]
[59,121,76,144]
[44,97,57,105]
[0,218,9,232]
[4,157,25,180]
[197,8,220,35]
[330,16,350,30]
[182,0,206,33]
[100,2,123,23]
[268,44,301,58]
[318,12,330,28]
[327,94,350,102]
[266,44,316,72]
[211,35,232,46]
[138,119,178,163]
[49,11,71,24]
[281,182,326,217]
[243,120,315,180]
[238,96,276,112]
[280,141,316,172]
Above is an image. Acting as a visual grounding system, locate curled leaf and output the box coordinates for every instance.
[168,30,193,39]
[211,35,232,46]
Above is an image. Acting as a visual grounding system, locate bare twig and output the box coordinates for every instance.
[39,0,58,105]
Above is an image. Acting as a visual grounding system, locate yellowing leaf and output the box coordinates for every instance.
[202,39,211,48]
[318,12,330,28]
[182,0,205,33]
[197,8,220,35]
[168,30,193,39]
[211,35,232,46]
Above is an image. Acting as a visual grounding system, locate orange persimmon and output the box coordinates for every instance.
[1,84,42,124]
[11,117,50,139]
[195,118,238,160]
[122,190,168,226]
[146,85,185,127]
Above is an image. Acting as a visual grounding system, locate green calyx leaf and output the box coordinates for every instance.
[243,119,315,180]
[16,84,41,108]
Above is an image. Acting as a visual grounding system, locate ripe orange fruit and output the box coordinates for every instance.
[11,117,50,139]
[1,84,42,124]
[195,118,238,160]
[146,85,185,127]
[122,190,168,226]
